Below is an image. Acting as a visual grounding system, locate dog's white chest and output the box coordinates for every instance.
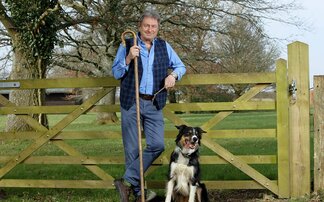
[177,151,190,165]
[171,162,194,179]
[170,156,195,196]
[171,152,194,179]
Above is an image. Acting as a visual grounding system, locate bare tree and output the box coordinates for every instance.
[51,0,298,105]
[50,2,121,123]
[0,0,105,130]
[0,0,301,129]
[212,16,280,98]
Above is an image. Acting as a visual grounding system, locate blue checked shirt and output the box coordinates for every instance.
[112,34,186,95]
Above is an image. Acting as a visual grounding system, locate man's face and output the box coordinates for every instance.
[139,17,159,43]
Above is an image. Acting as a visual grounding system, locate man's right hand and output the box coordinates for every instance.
[126,45,140,65]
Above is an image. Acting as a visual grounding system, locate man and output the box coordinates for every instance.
[112,9,186,202]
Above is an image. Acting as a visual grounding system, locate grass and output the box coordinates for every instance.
[0,110,315,201]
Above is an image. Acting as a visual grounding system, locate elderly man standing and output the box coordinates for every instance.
[112,9,186,202]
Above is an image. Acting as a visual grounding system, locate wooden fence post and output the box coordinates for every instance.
[276,59,290,198]
[287,41,310,197]
[314,76,324,192]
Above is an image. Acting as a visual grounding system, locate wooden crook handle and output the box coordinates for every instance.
[121,30,137,47]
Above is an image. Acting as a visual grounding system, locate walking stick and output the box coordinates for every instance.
[121,30,145,202]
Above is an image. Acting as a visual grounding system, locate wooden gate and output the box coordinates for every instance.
[0,78,119,189]
[148,41,310,198]
[150,69,290,197]
[0,41,310,198]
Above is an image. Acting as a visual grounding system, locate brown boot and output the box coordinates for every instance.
[114,179,132,202]
[134,189,157,202]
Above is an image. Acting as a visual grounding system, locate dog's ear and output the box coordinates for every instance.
[175,125,187,133]
[175,125,187,144]
[196,127,207,134]
[175,133,182,144]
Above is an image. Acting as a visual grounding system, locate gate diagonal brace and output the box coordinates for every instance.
[201,137,279,195]
[0,88,113,180]
[201,84,269,131]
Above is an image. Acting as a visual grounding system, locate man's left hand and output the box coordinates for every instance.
[164,75,176,89]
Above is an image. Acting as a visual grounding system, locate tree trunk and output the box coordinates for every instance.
[96,89,118,124]
[168,89,177,103]
[82,88,118,124]
[5,38,48,132]
[95,44,119,124]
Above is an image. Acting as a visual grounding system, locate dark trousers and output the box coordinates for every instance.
[121,98,165,196]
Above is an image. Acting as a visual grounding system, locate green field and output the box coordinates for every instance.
[0,111,315,201]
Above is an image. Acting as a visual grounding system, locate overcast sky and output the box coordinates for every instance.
[265,0,324,88]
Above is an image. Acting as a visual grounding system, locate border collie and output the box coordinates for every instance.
[165,125,209,202]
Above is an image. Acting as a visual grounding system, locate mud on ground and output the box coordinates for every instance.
[151,190,324,202]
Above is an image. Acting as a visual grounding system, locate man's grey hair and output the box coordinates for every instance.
[139,9,161,24]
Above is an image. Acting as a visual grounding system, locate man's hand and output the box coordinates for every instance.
[164,74,176,89]
[126,45,140,65]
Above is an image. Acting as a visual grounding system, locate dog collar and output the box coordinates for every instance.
[176,146,191,158]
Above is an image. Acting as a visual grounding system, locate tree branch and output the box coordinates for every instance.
[34,4,60,31]
[57,16,101,30]
[0,2,17,36]
[59,0,87,15]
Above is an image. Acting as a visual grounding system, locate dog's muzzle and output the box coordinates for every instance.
[192,136,198,143]
[184,135,199,150]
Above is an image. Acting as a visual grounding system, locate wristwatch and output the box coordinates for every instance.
[170,72,178,79]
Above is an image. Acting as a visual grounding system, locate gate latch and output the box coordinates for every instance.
[0,82,20,88]
[289,80,297,103]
